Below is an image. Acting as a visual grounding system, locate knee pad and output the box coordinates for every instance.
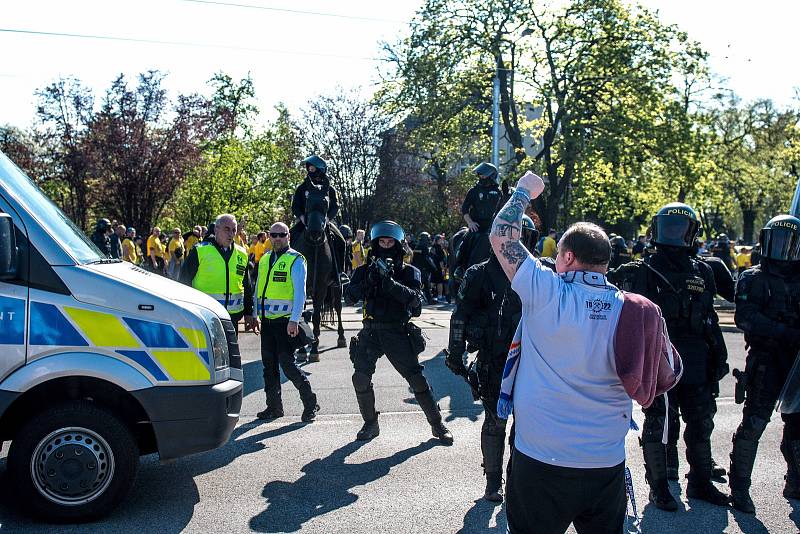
[406,373,430,394]
[738,414,769,441]
[352,371,372,393]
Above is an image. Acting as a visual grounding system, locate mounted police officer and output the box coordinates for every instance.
[447,215,539,502]
[729,215,800,513]
[609,202,729,510]
[455,163,503,277]
[345,221,453,445]
[290,155,346,279]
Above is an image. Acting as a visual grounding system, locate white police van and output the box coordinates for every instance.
[0,151,243,521]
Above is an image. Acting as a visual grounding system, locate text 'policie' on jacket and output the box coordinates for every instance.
[0,149,242,522]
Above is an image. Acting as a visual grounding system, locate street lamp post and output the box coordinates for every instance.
[491,28,532,170]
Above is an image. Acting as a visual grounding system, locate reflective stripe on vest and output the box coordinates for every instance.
[257,249,303,319]
[192,243,249,314]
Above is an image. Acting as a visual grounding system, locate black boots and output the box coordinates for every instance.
[301,391,320,423]
[782,440,800,501]
[414,388,453,445]
[355,390,380,441]
[257,389,284,420]
[666,443,679,481]
[685,440,729,506]
[729,434,759,513]
[484,471,503,502]
[642,442,678,511]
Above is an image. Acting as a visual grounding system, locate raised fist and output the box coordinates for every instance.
[516,171,546,200]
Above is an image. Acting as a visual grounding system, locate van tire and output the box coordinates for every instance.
[8,400,139,522]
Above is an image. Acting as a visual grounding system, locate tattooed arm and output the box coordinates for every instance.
[490,171,546,280]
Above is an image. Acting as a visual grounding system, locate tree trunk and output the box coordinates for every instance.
[742,208,757,244]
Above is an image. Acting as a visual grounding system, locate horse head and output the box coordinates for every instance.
[304,188,329,245]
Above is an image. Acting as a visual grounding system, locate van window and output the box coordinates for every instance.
[0,152,102,264]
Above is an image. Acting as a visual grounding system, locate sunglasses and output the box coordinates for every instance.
[270,232,288,238]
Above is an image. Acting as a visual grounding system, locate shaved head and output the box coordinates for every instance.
[270,222,289,234]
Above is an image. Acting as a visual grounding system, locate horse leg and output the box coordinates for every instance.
[309,300,321,362]
[335,284,347,347]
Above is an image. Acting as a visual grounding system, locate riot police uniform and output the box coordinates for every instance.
[665,250,734,481]
[609,203,729,510]
[455,163,503,274]
[729,215,800,513]
[345,221,453,444]
[609,235,632,269]
[290,155,346,275]
[91,218,113,258]
[411,232,437,303]
[446,215,539,502]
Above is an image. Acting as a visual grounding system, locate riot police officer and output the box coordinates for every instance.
[729,215,800,513]
[411,231,437,303]
[91,218,113,258]
[290,155,346,276]
[609,203,729,510]
[447,215,539,502]
[455,163,503,275]
[345,221,453,444]
[609,235,632,269]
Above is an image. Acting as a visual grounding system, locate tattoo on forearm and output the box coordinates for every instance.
[500,241,528,266]
[493,190,529,238]
[494,223,521,238]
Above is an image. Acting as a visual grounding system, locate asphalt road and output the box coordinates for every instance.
[0,304,797,533]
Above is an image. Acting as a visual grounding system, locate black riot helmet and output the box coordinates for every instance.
[760,215,800,262]
[95,218,111,232]
[417,231,431,248]
[473,162,499,186]
[339,224,353,240]
[650,202,702,248]
[369,220,405,261]
[521,215,539,251]
[302,155,327,175]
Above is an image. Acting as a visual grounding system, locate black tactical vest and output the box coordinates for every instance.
[633,256,714,338]
[757,272,800,327]
[471,187,502,224]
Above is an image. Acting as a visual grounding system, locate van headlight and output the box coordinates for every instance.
[192,305,230,370]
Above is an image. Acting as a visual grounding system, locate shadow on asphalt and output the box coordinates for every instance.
[403,349,482,423]
[788,499,800,530]
[730,508,770,533]
[0,422,306,532]
[248,438,437,532]
[457,499,506,533]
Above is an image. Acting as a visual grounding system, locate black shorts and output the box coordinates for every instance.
[506,448,626,534]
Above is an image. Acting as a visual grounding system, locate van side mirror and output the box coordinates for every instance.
[0,213,18,280]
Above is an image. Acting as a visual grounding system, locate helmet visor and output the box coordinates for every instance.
[369,221,405,243]
[762,227,800,261]
[652,215,698,248]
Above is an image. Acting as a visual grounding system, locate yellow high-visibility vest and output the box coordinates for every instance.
[257,249,304,319]
[192,242,248,314]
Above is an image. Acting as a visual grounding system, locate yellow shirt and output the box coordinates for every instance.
[147,235,165,259]
[122,238,139,264]
[352,241,367,268]
[184,234,200,252]
[167,236,185,263]
[736,252,751,269]
[235,234,247,248]
[541,236,557,259]
[252,239,271,262]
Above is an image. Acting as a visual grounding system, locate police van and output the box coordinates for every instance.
[0,151,243,521]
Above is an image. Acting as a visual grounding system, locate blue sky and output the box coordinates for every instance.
[0,0,796,129]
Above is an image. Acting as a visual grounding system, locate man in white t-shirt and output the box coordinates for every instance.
[489,171,631,534]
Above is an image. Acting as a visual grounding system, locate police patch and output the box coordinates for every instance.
[273,271,288,282]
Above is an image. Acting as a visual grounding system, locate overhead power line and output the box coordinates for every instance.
[0,28,380,61]
[177,0,406,23]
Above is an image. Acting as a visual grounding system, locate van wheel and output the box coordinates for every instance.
[8,400,139,522]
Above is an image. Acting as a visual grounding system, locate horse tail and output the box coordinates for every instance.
[321,284,337,325]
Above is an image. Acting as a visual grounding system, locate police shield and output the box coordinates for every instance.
[777,351,800,414]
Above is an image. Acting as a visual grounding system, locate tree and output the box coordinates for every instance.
[380,0,708,231]
[298,89,390,230]
[87,71,208,235]
[35,77,96,229]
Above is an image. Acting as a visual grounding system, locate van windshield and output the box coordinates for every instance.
[0,152,103,264]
